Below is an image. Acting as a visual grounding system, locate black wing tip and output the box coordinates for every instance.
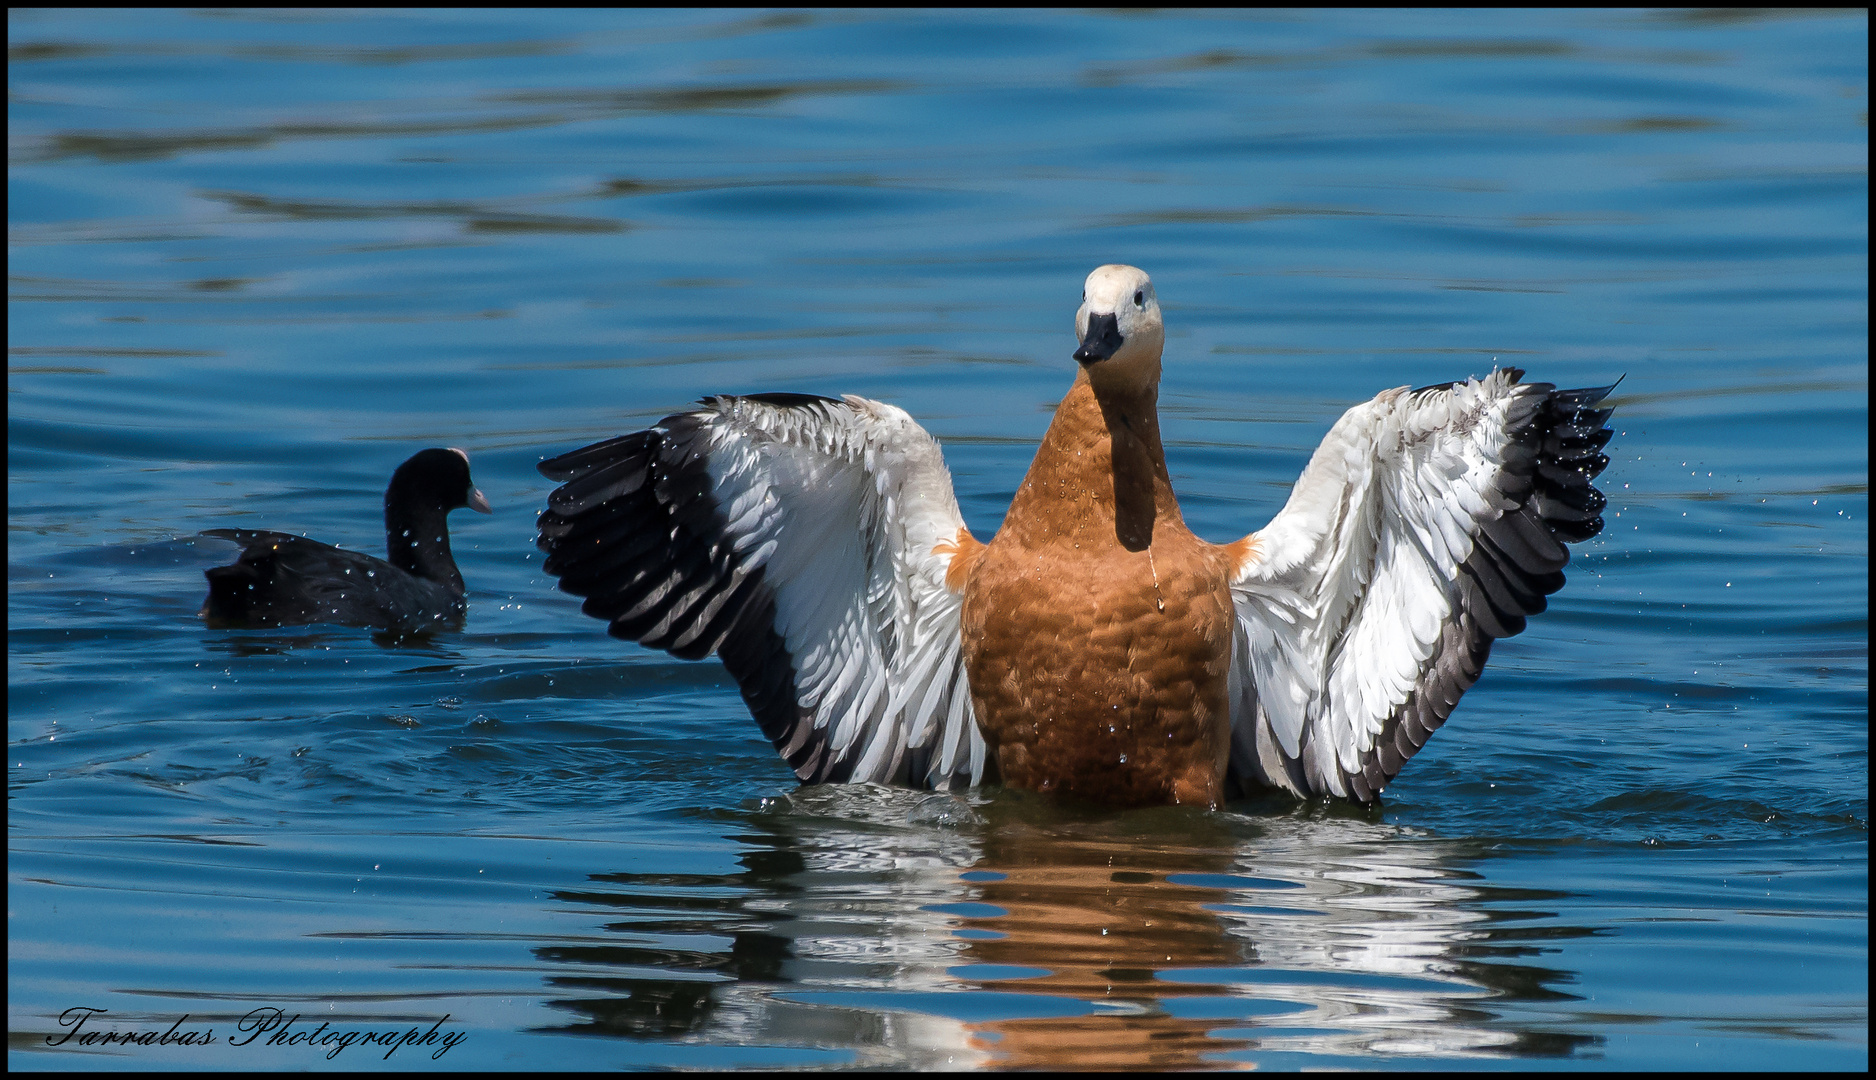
[536,393,841,480]
[1551,517,1605,545]
[1535,375,1619,544]
[537,430,660,481]
[1548,373,1624,411]
[1412,369,1625,400]
[1413,367,1526,396]
[718,391,842,409]
[532,398,843,788]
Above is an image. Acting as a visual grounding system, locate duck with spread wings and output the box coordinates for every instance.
[534,265,1615,807]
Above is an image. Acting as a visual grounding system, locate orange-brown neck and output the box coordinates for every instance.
[1003,369,1184,552]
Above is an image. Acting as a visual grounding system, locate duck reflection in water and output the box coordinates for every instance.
[534,789,1595,1067]
[949,804,1258,1069]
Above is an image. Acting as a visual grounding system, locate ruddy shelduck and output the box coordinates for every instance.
[535,266,1615,807]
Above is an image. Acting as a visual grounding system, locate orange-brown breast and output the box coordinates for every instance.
[958,376,1236,808]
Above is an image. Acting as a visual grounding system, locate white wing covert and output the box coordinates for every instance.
[536,393,990,789]
[1226,369,1615,802]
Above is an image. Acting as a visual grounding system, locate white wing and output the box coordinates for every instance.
[536,393,989,789]
[1227,369,1615,802]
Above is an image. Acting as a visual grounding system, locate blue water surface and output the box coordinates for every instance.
[8,8,1867,1071]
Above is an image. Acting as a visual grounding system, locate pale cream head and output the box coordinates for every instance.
[1072,264,1164,396]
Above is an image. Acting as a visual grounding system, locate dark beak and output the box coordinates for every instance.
[1073,312,1123,364]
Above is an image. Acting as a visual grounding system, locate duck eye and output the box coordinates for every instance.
[1133,290,1145,308]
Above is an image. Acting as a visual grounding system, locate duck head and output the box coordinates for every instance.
[1072,264,1164,398]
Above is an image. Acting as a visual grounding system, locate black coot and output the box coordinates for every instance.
[201,447,492,632]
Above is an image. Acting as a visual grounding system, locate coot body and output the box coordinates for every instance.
[201,447,491,632]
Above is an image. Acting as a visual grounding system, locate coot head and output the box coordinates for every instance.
[381,447,492,588]
[388,448,492,521]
